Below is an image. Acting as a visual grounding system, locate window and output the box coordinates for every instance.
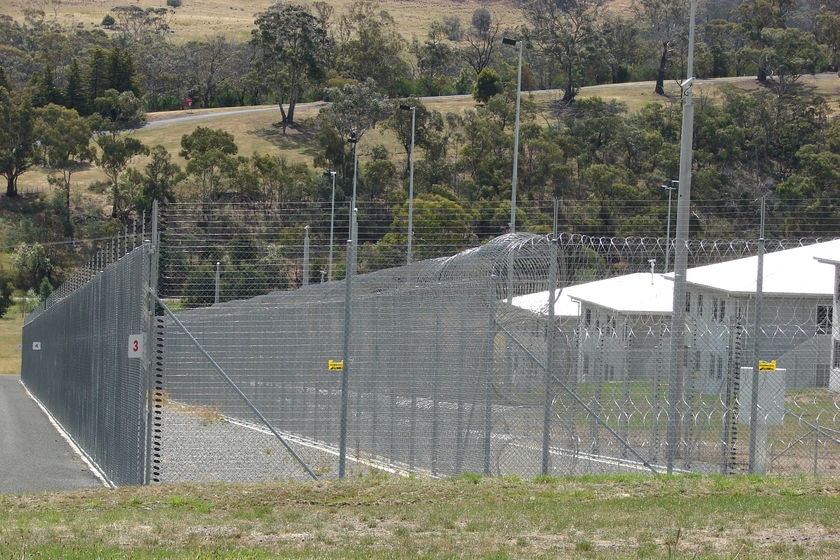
[833,340,840,369]
[685,292,691,313]
[697,294,704,317]
[817,305,833,335]
[712,298,719,321]
[720,300,726,322]
[584,308,591,327]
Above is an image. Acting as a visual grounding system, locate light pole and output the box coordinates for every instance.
[348,131,359,249]
[666,0,697,474]
[661,180,677,273]
[399,104,416,265]
[324,170,337,281]
[502,36,523,233]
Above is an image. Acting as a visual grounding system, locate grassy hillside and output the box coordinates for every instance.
[0,474,838,558]
[14,73,840,196]
[5,0,528,42]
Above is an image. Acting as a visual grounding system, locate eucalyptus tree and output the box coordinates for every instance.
[733,0,795,82]
[0,84,37,197]
[110,6,173,49]
[461,8,502,77]
[318,78,390,145]
[384,98,444,178]
[125,145,182,218]
[179,126,239,200]
[178,36,239,109]
[814,7,840,72]
[316,79,390,199]
[33,103,94,236]
[252,2,332,129]
[525,0,606,103]
[412,25,459,95]
[634,0,688,95]
[95,133,149,220]
[335,2,409,96]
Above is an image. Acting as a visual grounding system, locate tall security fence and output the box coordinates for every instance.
[20,201,840,484]
[21,232,154,486]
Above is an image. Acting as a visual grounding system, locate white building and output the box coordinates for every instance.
[511,271,673,384]
[510,239,840,392]
[685,239,840,393]
[813,253,840,392]
[570,272,673,383]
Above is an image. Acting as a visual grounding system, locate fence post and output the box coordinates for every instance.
[748,196,767,474]
[484,279,495,475]
[303,225,310,287]
[542,236,558,475]
[143,201,160,484]
[338,238,354,478]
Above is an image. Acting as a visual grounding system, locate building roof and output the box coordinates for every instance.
[512,239,840,317]
[510,289,581,318]
[568,272,674,315]
[685,238,840,296]
[511,272,673,317]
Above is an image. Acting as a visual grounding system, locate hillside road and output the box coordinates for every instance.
[0,375,103,494]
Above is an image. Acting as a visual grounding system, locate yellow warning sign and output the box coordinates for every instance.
[328,359,344,371]
[758,360,777,372]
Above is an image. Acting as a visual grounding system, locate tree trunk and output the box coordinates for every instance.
[5,175,17,197]
[278,104,288,134]
[562,58,576,103]
[655,41,669,96]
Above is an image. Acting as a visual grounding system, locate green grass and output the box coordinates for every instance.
[0,474,838,558]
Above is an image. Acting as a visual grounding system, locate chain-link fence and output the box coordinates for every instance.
[20,201,840,484]
[21,229,153,486]
[154,202,840,481]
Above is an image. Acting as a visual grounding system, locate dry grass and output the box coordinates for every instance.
[7,0,649,42]
[0,474,839,558]
[0,315,23,375]
[5,0,527,43]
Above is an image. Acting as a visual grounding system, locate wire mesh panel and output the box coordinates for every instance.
[153,202,840,481]
[21,243,152,486]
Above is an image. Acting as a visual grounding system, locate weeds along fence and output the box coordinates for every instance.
[20,201,840,485]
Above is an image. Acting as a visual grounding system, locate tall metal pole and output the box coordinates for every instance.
[662,181,677,273]
[339,238,354,478]
[214,261,220,304]
[349,131,359,249]
[327,170,336,282]
[400,104,416,265]
[666,0,697,474]
[503,37,523,233]
[302,225,310,287]
[748,194,767,474]
[339,132,359,478]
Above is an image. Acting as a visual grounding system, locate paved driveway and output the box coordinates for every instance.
[0,375,103,494]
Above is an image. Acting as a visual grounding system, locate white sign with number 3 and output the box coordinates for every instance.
[128,334,144,358]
